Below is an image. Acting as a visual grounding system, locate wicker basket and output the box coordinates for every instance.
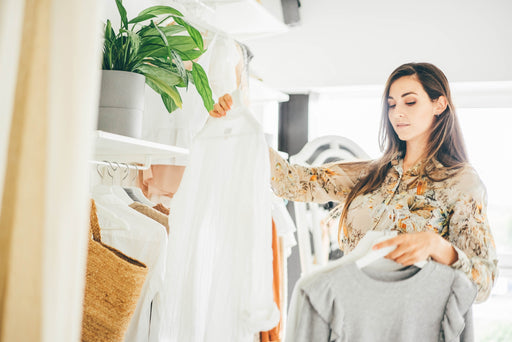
[81,200,148,342]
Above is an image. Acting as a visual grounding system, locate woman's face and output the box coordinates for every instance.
[387,75,440,148]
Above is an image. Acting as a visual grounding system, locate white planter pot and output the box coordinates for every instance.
[97,70,145,138]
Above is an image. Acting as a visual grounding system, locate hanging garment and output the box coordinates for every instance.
[285,232,476,342]
[129,202,169,234]
[140,35,240,202]
[271,193,297,257]
[260,219,283,342]
[153,203,170,216]
[290,261,476,342]
[139,165,185,203]
[92,188,167,342]
[159,89,279,342]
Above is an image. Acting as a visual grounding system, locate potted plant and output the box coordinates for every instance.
[98,0,214,138]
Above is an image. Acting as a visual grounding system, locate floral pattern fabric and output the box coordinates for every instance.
[269,148,498,303]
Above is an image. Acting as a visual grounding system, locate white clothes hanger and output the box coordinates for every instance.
[354,231,426,270]
[99,161,134,205]
[122,164,156,207]
[124,187,156,206]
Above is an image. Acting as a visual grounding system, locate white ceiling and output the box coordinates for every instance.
[102,0,512,93]
[247,0,512,92]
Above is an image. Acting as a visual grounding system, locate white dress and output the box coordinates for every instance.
[159,89,280,342]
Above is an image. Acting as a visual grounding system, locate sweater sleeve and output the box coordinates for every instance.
[268,147,371,204]
[293,295,332,342]
[447,167,498,303]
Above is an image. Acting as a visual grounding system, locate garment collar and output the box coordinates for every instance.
[391,152,444,177]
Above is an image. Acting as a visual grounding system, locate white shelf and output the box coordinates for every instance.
[93,130,189,166]
[199,0,289,41]
[250,78,289,103]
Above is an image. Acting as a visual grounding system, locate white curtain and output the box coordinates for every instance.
[0,0,25,209]
[0,0,103,341]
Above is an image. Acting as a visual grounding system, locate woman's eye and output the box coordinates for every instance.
[406,102,416,105]
[388,104,396,108]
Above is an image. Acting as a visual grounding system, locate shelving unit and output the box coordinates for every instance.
[93,130,189,167]
[205,0,288,41]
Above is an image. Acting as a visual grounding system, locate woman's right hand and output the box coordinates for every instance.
[209,94,233,118]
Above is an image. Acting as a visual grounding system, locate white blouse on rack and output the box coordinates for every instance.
[92,187,168,342]
[159,89,279,342]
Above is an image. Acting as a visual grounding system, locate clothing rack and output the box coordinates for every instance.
[89,160,150,171]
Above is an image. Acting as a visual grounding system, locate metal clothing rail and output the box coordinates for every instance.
[89,160,151,171]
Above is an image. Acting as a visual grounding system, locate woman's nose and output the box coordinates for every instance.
[393,105,405,117]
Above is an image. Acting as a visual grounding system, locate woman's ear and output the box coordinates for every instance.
[434,96,448,115]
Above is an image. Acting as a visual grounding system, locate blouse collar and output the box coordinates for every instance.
[391,152,444,177]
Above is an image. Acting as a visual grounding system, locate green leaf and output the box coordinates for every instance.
[143,24,185,36]
[138,36,198,58]
[174,48,203,61]
[165,36,198,51]
[151,21,174,60]
[170,49,187,80]
[138,5,183,18]
[191,62,214,112]
[161,93,180,113]
[115,0,128,29]
[104,20,114,41]
[173,16,204,51]
[137,64,182,86]
[128,13,156,24]
[145,74,183,111]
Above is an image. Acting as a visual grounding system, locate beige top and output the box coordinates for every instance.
[129,202,169,234]
[269,147,498,303]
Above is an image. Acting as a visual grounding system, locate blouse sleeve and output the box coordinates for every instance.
[268,147,371,204]
[447,167,499,303]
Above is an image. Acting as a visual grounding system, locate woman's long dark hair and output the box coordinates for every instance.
[338,62,468,246]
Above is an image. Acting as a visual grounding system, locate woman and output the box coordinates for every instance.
[210,62,497,303]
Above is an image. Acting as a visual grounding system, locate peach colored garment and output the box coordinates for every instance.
[129,202,169,234]
[138,165,186,203]
[153,203,170,216]
[260,219,283,342]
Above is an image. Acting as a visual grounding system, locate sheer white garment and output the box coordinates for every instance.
[160,89,280,342]
[271,193,297,257]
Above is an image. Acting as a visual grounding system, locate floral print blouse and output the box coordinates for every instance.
[269,148,498,303]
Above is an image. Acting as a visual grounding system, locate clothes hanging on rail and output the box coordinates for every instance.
[129,201,169,234]
[138,165,185,205]
[260,219,283,342]
[153,203,170,216]
[92,188,168,342]
[159,88,279,342]
[271,193,297,257]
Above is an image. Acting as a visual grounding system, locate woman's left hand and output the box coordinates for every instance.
[372,232,437,266]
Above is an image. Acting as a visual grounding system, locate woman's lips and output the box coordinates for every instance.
[396,123,410,128]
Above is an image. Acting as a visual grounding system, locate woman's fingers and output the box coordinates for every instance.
[385,244,408,261]
[209,109,222,117]
[208,94,233,118]
[219,95,232,111]
[373,235,402,250]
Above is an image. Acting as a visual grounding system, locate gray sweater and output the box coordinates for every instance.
[291,261,476,342]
